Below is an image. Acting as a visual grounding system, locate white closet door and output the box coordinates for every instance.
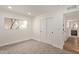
[46,17,55,42]
[40,17,54,43]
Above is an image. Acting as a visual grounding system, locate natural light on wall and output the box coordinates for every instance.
[66,20,72,28]
[4,17,28,30]
[19,20,28,30]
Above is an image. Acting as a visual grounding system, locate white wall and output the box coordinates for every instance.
[32,16,41,40]
[0,10,33,46]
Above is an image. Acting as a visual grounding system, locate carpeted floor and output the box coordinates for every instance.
[0,39,72,54]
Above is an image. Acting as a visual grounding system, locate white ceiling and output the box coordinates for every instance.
[64,10,79,21]
[0,5,73,17]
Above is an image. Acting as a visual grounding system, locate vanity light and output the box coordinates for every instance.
[75,23,78,29]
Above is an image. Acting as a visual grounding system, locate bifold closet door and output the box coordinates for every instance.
[46,17,55,42]
[40,17,55,43]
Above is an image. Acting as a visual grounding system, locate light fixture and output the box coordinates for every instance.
[8,6,12,9]
[74,23,78,29]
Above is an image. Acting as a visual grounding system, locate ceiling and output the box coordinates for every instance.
[64,10,79,21]
[0,5,73,17]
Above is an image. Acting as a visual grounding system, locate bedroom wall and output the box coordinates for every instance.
[0,6,79,48]
[0,9,33,46]
[32,16,41,40]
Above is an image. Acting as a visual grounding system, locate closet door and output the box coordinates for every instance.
[40,17,54,43]
[46,17,55,42]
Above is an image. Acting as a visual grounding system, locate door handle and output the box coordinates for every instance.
[51,32,53,34]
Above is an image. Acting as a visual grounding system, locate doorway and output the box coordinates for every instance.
[63,10,79,38]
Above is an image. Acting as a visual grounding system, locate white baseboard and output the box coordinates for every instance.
[0,37,33,47]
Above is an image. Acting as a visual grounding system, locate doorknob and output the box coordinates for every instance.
[51,32,53,34]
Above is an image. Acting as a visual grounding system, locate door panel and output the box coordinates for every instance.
[46,17,55,42]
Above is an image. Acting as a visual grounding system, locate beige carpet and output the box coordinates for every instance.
[0,39,72,54]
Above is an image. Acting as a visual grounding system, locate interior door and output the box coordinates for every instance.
[40,18,47,42]
[46,17,55,42]
[40,17,54,43]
